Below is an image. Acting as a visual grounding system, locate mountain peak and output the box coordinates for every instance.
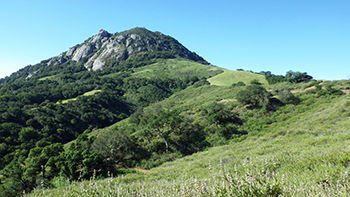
[47,27,207,70]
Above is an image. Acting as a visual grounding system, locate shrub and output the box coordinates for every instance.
[277,90,300,104]
[236,85,272,108]
[250,79,262,85]
[231,81,246,88]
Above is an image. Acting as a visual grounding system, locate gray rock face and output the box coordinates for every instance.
[72,44,95,62]
[66,45,78,57]
[127,46,134,55]
[89,42,128,71]
[47,53,67,66]
[90,29,110,44]
[47,27,206,71]
[92,58,105,70]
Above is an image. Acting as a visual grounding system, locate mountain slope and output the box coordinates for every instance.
[29,80,350,196]
[2,26,344,196]
[0,27,230,196]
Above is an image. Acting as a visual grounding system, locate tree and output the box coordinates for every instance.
[250,79,262,85]
[59,134,103,179]
[200,102,243,141]
[201,102,232,128]
[24,143,63,179]
[0,159,29,196]
[130,104,183,153]
[231,81,246,87]
[146,108,182,153]
[236,85,272,108]
[91,130,132,167]
[285,70,313,83]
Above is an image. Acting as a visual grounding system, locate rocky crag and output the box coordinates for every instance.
[46,27,207,71]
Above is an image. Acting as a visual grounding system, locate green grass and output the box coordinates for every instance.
[101,58,223,80]
[207,70,268,86]
[28,62,350,196]
[38,74,61,81]
[29,94,350,196]
[29,85,350,196]
[57,90,101,104]
[131,58,223,79]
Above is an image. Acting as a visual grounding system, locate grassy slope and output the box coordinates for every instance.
[131,58,223,79]
[29,60,350,196]
[30,89,350,196]
[57,90,101,104]
[208,70,268,86]
[38,74,61,81]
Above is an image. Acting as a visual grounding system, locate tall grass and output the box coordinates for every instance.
[28,153,350,196]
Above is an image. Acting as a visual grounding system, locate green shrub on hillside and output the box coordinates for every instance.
[277,90,300,105]
[236,85,272,108]
[231,81,246,87]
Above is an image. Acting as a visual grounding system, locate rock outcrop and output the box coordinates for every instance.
[47,53,67,66]
[46,27,207,71]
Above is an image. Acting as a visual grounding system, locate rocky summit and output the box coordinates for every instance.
[46,27,206,71]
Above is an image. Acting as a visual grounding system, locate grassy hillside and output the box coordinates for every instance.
[28,79,350,196]
[131,59,223,79]
[57,90,102,104]
[208,70,268,86]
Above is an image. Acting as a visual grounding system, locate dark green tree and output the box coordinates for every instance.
[130,104,183,153]
[231,81,246,87]
[24,143,63,179]
[201,102,232,128]
[59,134,102,179]
[236,85,272,108]
[250,79,262,85]
[0,159,29,196]
[285,70,313,83]
[91,130,132,167]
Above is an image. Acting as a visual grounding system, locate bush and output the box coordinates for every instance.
[236,85,272,108]
[231,81,246,88]
[277,90,300,104]
[250,79,262,85]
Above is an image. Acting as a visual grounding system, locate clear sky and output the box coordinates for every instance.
[0,0,349,80]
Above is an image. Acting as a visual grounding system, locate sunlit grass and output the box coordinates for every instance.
[207,70,268,86]
[38,74,61,81]
[131,58,223,79]
[57,90,101,104]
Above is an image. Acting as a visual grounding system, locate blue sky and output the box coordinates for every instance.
[0,0,349,80]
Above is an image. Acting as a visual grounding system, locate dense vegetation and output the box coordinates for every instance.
[26,77,350,197]
[1,27,349,196]
[0,51,217,196]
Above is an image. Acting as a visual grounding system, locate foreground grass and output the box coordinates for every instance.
[29,93,350,196]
